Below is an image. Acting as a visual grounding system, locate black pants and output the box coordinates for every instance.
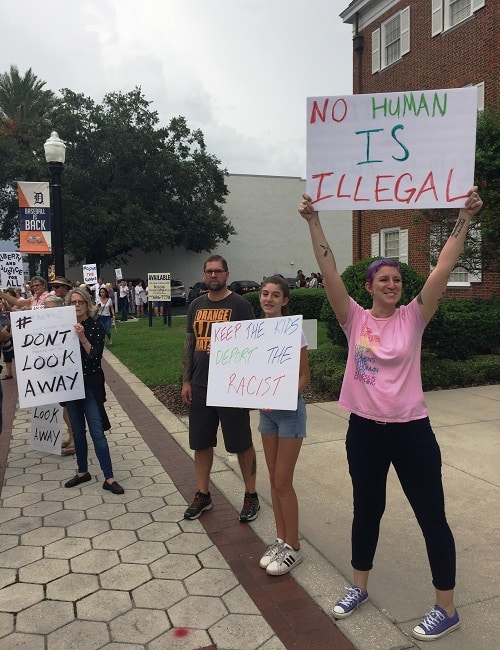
[346,414,456,591]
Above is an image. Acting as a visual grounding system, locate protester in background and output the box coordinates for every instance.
[127,281,135,315]
[64,287,124,494]
[134,280,146,318]
[0,276,49,310]
[181,254,259,522]
[105,282,115,304]
[43,294,75,455]
[308,273,318,288]
[295,270,307,288]
[96,287,115,345]
[0,330,10,432]
[257,275,310,576]
[93,276,106,303]
[0,289,15,380]
[49,276,73,305]
[298,188,483,641]
[118,280,129,321]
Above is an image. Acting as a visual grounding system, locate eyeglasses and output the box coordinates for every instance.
[204,269,227,276]
[71,300,85,306]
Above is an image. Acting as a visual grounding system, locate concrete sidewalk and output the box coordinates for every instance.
[0,350,498,649]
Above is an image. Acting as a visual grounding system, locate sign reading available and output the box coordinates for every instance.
[306,87,477,210]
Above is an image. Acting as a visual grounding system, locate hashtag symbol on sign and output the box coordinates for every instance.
[15,316,32,329]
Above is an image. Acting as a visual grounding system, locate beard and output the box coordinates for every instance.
[207,278,226,292]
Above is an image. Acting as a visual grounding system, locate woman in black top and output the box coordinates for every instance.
[64,287,124,494]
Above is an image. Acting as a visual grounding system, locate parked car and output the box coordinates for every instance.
[170,279,187,305]
[228,280,260,295]
[188,282,209,303]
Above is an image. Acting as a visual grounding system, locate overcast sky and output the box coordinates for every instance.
[1,0,353,178]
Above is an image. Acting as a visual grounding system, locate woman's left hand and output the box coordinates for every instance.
[464,186,483,217]
[74,323,86,340]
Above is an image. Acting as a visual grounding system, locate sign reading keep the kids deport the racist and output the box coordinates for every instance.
[207,316,303,410]
[11,306,85,409]
[0,252,24,288]
[306,87,478,211]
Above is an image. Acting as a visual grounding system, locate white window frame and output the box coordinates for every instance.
[372,7,410,73]
[429,221,482,286]
[432,0,485,37]
[371,228,408,264]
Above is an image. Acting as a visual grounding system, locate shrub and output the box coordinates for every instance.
[322,257,426,345]
[423,298,500,359]
[244,287,328,320]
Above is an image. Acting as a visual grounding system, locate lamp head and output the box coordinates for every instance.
[44,131,66,164]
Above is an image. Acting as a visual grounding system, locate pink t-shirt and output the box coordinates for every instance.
[339,297,428,422]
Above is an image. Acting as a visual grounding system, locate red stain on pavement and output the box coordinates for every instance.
[173,628,190,637]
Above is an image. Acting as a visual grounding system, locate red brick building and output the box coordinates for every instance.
[340,0,499,297]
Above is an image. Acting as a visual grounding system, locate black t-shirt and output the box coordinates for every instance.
[186,292,254,387]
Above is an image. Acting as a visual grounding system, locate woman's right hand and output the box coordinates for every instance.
[298,193,318,222]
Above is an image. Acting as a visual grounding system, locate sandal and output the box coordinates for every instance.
[0,375,13,380]
[61,440,71,448]
[62,447,75,456]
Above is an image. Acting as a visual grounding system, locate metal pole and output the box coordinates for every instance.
[48,160,65,277]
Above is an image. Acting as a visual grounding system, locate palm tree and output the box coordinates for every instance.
[0,65,56,144]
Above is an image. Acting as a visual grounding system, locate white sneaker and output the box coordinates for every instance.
[266,543,303,575]
[259,538,284,569]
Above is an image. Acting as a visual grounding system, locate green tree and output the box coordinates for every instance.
[47,87,233,268]
[0,72,234,270]
[416,105,500,274]
[0,65,56,144]
[474,105,500,272]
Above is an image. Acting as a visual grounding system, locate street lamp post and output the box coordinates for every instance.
[44,131,66,277]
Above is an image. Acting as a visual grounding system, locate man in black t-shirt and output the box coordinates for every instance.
[181,255,259,523]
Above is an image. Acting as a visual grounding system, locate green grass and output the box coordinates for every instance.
[110,316,186,386]
[109,316,330,388]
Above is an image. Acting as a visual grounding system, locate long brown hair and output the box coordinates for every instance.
[260,275,291,316]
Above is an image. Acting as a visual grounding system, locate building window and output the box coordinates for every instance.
[383,229,400,259]
[372,7,410,73]
[371,228,408,263]
[432,0,485,36]
[429,221,482,286]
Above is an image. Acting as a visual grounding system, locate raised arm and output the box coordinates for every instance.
[298,193,350,324]
[0,290,30,309]
[418,187,483,323]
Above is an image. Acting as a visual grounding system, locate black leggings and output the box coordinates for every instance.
[346,414,456,591]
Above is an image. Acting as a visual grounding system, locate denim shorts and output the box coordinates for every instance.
[258,394,307,438]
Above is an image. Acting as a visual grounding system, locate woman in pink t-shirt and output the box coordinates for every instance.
[298,187,483,642]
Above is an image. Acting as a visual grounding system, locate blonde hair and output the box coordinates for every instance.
[69,287,96,317]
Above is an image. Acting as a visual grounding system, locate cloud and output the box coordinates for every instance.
[1,0,353,176]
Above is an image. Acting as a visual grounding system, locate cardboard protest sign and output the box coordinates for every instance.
[207,316,302,410]
[306,87,477,210]
[31,404,63,454]
[147,273,171,302]
[0,252,24,288]
[83,263,97,286]
[10,306,85,408]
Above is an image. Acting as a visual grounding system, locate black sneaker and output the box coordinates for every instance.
[184,491,213,520]
[239,492,260,522]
